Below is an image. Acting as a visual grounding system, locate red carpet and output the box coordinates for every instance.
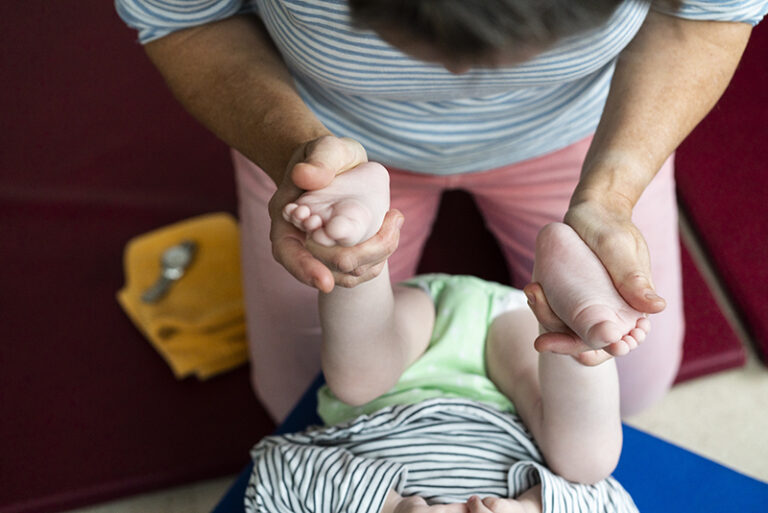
[0,2,751,512]
[0,202,275,513]
[676,243,745,382]
[0,3,276,512]
[675,22,768,364]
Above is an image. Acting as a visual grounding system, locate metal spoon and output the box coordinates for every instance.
[141,240,197,303]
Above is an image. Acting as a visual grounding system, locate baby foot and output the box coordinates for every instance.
[532,223,650,354]
[282,161,390,247]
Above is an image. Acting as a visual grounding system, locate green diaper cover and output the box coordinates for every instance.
[318,274,528,426]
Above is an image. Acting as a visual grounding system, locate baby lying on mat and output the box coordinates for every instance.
[245,162,648,513]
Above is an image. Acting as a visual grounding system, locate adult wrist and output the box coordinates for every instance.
[575,143,662,210]
[571,159,657,217]
[568,184,635,219]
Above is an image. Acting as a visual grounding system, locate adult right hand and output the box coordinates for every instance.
[524,282,615,367]
[564,197,666,315]
[268,136,404,293]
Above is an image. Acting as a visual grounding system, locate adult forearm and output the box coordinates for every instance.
[574,12,752,208]
[144,14,331,184]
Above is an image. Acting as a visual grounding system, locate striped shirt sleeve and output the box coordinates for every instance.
[508,461,639,513]
[114,0,258,43]
[245,438,407,513]
[654,0,768,25]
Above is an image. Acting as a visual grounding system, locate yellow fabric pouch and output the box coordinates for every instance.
[117,213,248,379]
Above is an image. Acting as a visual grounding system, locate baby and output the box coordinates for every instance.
[245,162,647,512]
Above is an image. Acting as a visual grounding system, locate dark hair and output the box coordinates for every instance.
[349,0,681,60]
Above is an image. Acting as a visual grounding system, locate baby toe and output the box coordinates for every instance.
[311,228,337,247]
[630,327,646,343]
[282,203,298,221]
[293,204,311,221]
[303,214,323,232]
[326,217,361,247]
[637,316,651,333]
[607,340,630,357]
[622,334,638,351]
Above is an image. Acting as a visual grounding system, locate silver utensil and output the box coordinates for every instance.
[141,240,197,303]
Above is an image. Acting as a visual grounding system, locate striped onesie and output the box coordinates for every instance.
[245,398,639,513]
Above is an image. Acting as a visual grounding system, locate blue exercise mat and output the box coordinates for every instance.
[212,375,767,513]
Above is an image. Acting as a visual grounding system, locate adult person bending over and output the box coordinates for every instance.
[115,0,766,421]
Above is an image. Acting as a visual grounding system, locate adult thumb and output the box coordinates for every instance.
[291,136,367,190]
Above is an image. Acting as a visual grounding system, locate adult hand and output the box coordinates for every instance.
[524,282,614,366]
[564,196,666,315]
[268,135,404,293]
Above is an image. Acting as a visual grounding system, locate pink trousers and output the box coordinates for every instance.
[234,136,683,421]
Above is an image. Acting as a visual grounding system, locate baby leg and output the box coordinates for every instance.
[289,163,435,405]
[533,222,649,354]
[283,161,390,247]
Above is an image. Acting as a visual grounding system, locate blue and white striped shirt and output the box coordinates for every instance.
[244,398,640,513]
[116,0,768,174]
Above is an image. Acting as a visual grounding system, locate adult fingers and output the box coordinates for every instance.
[466,496,491,513]
[534,328,615,366]
[533,332,588,355]
[523,282,571,335]
[594,226,666,315]
[270,213,335,292]
[394,495,425,513]
[267,171,337,291]
[308,209,403,284]
[291,136,368,190]
[481,496,522,513]
[525,282,614,365]
[574,349,614,366]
